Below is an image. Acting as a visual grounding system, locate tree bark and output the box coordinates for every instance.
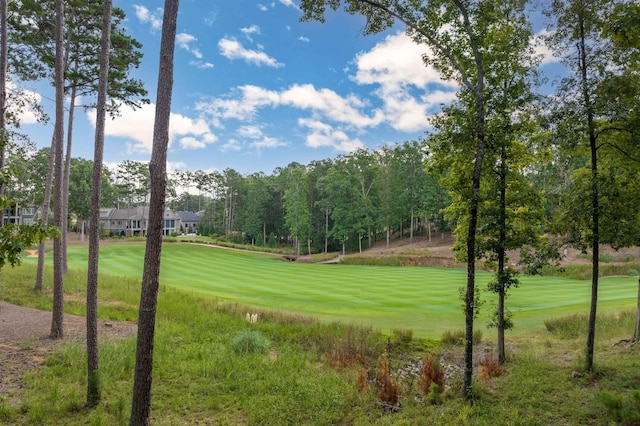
[497,149,507,365]
[50,0,66,340]
[86,0,112,408]
[578,14,599,372]
[0,0,7,226]
[634,276,640,342]
[35,137,55,292]
[62,84,78,275]
[129,1,178,424]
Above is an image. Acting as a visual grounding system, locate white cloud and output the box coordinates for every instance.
[280,84,382,128]
[258,4,269,11]
[298,36,310,42]
[221,139,243,152]
[299,118,364,152]
[352,31,457,131]
[133,5,162,30]
[177,33,203,59]
[241,25,261,41]
[278,0,297,7]
[189,61,214,69]
[532,29,558,65]
[237,125,264,139]
[218,37,284,68]
[195,85,280,121]
[250,136,286,149]
[7,83,43,125]
[86,103,217,154]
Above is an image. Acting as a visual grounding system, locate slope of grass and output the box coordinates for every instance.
[1,262,639,425]
[18,242,638,338]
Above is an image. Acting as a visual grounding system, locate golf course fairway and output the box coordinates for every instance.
[27,242,638,338]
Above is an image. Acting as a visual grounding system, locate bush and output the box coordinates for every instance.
[440,328,482,345]
[230,330,271,355]
[391,328,413,351]
[418,353,444,399]
[479,355,502,382]
[375,355,400,408]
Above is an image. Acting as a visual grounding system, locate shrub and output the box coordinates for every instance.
[230,330,271,355]
[375,355,400,408]
[325,325,380,369]
[440,328,482,345]
[391,328,413,350]
[418,353,444,398]
[478,356,502,382]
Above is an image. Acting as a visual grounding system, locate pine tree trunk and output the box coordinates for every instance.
[35,138,55,292]
[0,0,7,227]
[86,0,112,407]
[633,277,640,342]
[50,0,66,340]
[62,85,77,275]
[129,1,178,423]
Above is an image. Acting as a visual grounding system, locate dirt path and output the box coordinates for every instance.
[0,301,136,404]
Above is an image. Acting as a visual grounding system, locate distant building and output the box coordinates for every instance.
[2,204,38,226]
[98,206,181,237]
[176,211,201,234]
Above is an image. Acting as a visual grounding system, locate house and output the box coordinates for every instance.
[176,211,201,234]
[2,204,38,226]
[98,206,181,237]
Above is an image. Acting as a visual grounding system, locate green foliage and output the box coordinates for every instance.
[0,221,59,269]
[600,390,640,425]
[544,310,636,340]
[230,330,272,355]
[440,329,483,346]
[518,238,564,275]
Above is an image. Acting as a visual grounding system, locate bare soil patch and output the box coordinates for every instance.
[0,301,136,404]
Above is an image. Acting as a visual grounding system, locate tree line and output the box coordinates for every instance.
[1,0,639,422]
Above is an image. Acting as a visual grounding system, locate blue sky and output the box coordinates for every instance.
[16,0,555,176]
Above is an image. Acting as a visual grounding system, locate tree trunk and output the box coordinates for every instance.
[129,1,178,424]
[50,0,66,340]
[35,137,56,292]
[497,149,507,365]
[324,209,329,253]
[410,209,414,244]
[579,14,599,372]
[86,0,112,407]
[0,0,7,227]
[62,84,77,275]
[633,276,640,342]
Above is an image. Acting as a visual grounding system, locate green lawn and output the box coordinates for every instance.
[24,242,638,338]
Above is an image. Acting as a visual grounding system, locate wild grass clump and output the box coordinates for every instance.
[478,356,502,382]
[544,310,636,340]
[600,390,640,424]
[325,325,383,369]
[375,355,401,410]
[391,328,413,351]
[440,328,482,346]
[309,252,340,263]
[537,262,640,279]
[418,353,444,402]
[340,255,406,266]
[230,330,271,355]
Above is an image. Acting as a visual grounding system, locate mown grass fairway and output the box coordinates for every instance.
[24,242,638,338]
